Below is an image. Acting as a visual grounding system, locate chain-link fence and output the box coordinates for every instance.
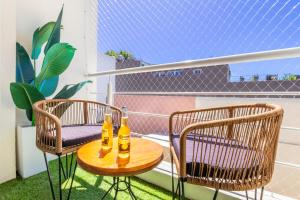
[93,64,300,199]
[87,0,300,199]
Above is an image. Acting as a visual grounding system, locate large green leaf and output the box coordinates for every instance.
[10,82,45,110]
[16,43,35,83]
[35,43,76,85]
[44,6,63,54]
[31,22,56,59]
[39,76,59,97]
[26,109,33,121]
[54,80,92,99]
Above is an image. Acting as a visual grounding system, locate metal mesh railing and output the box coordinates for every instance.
[87,0,300,199]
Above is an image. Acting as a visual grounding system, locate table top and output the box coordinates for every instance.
[77,137,164,176]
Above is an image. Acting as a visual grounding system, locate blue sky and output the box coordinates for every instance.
[98,0,300,80]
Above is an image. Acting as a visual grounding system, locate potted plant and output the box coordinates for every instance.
[11,6,91,178]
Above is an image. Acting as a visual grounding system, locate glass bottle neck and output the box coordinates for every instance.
[105,114,112,123]
[121,117,128,126]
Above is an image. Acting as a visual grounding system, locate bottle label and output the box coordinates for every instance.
[118,135,130,153]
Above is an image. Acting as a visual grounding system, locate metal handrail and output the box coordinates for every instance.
[87,47,300,77]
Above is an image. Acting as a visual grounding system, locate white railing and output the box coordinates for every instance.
[88,48,300,170]
[87,47,300,77]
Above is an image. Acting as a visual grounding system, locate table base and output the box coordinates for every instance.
[101,177,137,200]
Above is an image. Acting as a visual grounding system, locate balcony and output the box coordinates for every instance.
[0,0,300,200]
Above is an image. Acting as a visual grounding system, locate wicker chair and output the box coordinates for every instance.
[169,104,283,200]
[33,99,122,200]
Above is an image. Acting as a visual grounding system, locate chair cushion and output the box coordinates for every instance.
[172,135,262,178]
[61,125,102,147]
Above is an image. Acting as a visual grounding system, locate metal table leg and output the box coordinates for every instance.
[100,176,136,200]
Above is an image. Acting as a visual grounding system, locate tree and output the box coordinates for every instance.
[119,50,133,60]
[105,50,118,59]
[105,50,134,60]
[283,73,297,81]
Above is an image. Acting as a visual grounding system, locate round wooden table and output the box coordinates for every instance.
[77,137,164,199]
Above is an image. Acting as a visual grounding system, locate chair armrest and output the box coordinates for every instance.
[33,104,62,154]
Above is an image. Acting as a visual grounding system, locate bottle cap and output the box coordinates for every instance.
[122,106,128,117]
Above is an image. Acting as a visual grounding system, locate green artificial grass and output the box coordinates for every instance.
[0,155,172,200]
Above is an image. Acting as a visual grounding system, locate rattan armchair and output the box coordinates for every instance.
[33,99,122,200]
[169,104,283,200]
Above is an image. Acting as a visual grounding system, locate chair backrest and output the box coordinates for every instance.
[172,104,283,190]
[34,99,121,126]
[33,99,122,154]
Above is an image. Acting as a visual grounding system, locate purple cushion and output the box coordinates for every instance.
[172,135,262,178]
[61,125,102,147]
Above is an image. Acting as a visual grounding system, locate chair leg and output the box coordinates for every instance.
[65,153,68,178]
[68,153,74,178]
[44,152,77,200]
[175,179,179,197]
[260,187,264,200]
[43,153,56,200]
[178,179,181,199]
[59,156,66,180]
[245,191,249,200]
[58,155,62,200]
[171,153,175,200]
[213,189,219,200]
[255,189,257,200]
[67,160,77,200]
[180,178,185,200]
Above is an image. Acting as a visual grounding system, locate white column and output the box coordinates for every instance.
[0,0,17,183]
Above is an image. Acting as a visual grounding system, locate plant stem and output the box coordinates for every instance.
[33,59,37,86]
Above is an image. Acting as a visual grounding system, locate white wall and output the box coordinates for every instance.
[0,0,93,183]
[85,0,98,101]
[85,0,116,103]
[16,0,89,98]
[96,54,116,103]
[16,0,91,124]
[0,0,17,184]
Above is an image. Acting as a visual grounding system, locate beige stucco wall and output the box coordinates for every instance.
[0,0,17,184]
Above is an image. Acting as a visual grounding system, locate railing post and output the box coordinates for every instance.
[106,75,113,105]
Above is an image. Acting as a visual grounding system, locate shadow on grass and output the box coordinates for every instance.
[64,174,172,200]
[63,175,115,200]
[130,177,172,200]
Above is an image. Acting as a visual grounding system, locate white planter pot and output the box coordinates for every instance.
[16,126,56,178]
